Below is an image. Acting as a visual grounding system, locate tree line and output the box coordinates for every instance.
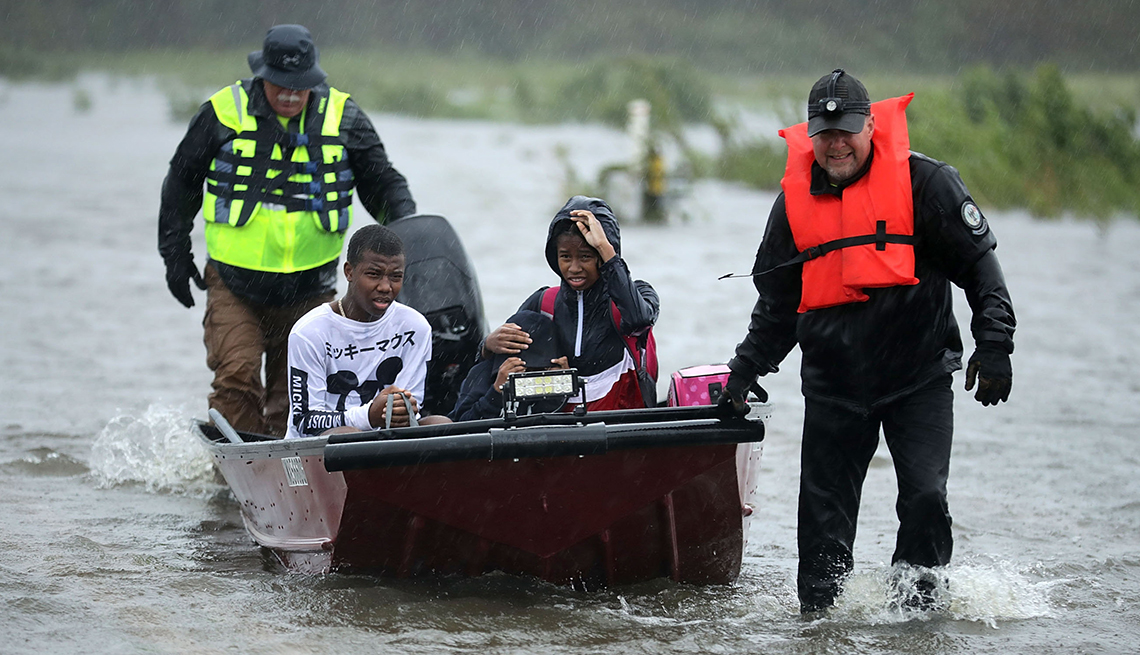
[2,0,1136,73]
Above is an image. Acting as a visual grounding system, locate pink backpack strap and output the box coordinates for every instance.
[609,303,632,358]
[540,286,558,318]
[610,303,658,382]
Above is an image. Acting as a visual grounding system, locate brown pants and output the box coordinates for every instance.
[203,263,334,437]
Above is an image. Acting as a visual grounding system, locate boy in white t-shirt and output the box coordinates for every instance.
[286,224,434,438]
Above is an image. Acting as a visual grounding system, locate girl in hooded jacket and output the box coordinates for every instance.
[482,196,660,410]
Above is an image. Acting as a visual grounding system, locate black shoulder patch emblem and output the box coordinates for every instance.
[961,202,988,235]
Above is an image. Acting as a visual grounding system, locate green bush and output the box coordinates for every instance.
[543,56,713,131]
[355,80,494,120]
[912,64,1140,218]
[715,140,785,190]
[716,64,1140,219]
[0,45,77,81]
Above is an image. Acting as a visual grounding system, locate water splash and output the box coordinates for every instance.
[88,404,218,495]
[834,559,1059,627]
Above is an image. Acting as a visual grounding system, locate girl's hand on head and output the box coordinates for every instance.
[569,210,616,261]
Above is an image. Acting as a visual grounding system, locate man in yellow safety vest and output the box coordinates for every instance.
[158,24,417,436]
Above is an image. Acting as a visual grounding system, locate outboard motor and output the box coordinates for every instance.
[387,214,487,416]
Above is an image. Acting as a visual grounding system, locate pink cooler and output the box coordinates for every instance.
[667,364,732,407]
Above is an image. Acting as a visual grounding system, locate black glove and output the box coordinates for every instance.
[965,344,1012,406]
[165,254,206,308]
[718,369,769,416]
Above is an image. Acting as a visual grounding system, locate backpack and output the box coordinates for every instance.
[540,286,659,408]
[666,364,731,407]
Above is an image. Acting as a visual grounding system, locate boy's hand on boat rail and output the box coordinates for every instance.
[368,385,418,428]
[483,323,532,358]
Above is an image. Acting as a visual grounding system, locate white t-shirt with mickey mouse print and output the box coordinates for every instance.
[286,302,431,439]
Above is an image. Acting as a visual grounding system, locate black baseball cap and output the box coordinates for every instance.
[806,69,871,137]
[247,24,327,90]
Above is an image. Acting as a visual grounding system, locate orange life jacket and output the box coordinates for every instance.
[779,94,918,313]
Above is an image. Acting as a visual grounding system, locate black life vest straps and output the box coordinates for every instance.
[206,87,354,227]
[269,193,353,214]
[233,117,287,226]
[207,157,351,186]
[301,93,340,230]
[753,220,916,278]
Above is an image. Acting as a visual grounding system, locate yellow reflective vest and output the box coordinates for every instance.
[203,82,354,273]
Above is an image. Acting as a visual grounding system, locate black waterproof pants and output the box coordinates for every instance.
[797,375,954,612]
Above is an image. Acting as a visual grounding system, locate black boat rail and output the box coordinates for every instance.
[323,404,765,471]
[325,403,758,444]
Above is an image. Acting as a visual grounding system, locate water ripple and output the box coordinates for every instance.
[1,448,88,476]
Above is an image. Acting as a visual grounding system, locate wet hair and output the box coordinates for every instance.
[346,224,404,265]
[550,220,594,252]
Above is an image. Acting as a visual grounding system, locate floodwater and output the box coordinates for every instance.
[1,74,1139,654]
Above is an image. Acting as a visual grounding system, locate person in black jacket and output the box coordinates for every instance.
[482,196,659,410]
[158,24,416,436]
[449,310,568,421]
[722,70,1016,612]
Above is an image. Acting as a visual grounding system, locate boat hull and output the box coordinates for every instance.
[198,406,766,586]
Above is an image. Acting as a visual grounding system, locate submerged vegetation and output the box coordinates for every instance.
[4,47,1137,220]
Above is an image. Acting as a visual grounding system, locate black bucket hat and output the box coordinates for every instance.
[806,69,871,137]
[495,310,563,370]
[247,24,327,90]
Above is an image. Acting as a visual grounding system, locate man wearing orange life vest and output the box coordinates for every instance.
[722,70,1016,613]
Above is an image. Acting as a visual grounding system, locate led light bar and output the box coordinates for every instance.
[507,368,579,399]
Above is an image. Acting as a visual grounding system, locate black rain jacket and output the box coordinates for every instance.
[516,196,659,378]
[729,150,1016,412]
